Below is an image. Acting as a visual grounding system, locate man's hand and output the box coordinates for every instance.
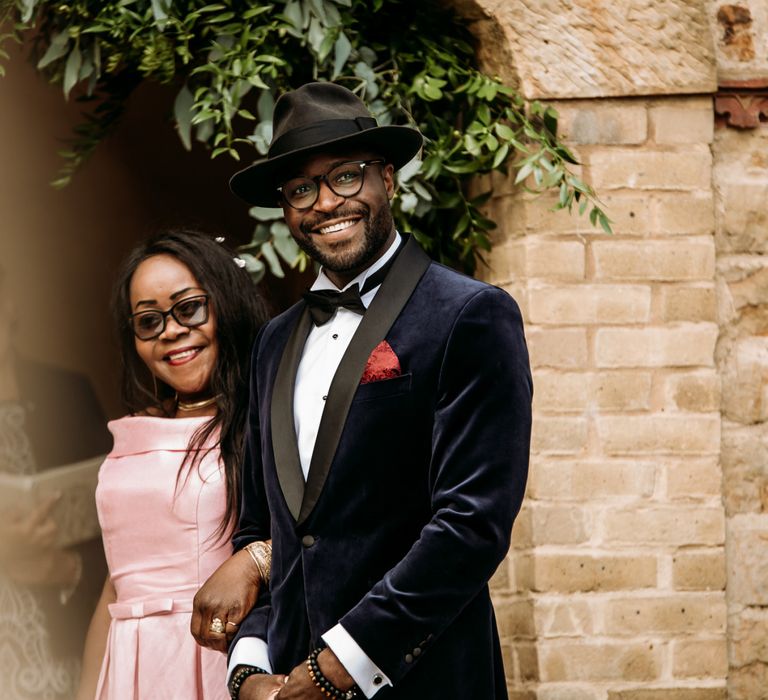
[191,548,263,651]
[276,649,355,699]
[239,673,288,700]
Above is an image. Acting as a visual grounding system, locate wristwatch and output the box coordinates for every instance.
[228,664,268,699]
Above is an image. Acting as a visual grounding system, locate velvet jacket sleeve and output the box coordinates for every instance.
[230,329,272,650]
[338,286,532,684]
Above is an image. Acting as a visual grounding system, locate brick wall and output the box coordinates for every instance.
[482,96,728,699]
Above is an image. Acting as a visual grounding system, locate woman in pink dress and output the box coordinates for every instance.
[76,230,277,699]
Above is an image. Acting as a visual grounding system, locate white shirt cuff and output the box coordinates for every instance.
[227,637,272,683]
[322,624,392,698]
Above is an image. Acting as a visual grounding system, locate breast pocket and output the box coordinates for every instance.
[353,372,412,402]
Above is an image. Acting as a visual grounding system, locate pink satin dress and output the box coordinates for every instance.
[94,416,231,699]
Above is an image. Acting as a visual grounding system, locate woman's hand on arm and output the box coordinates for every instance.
[76,575,116,700]
[191,545,266,652]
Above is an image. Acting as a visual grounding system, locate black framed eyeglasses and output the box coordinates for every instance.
[277,159,385,211]
[129,295,210,341]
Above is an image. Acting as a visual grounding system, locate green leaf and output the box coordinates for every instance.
[598,211,613,234]
[333,32,352,77]
[249,206,282,221]
[272,226,301,264]
[514,161,533,185]
[494,123,515,141]
[174,84,194,150]
[37,32,70,69]
[20,0,37,23]
[63,46,82,98]
[261,241,285,278]
[492,143,509,169]
[151,0,171,25]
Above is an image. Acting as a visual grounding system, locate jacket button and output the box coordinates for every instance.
[405,653,414,663]
[413,648,421,657]
[302,535,316,547]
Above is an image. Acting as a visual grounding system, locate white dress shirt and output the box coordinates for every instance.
[227,234,402,697]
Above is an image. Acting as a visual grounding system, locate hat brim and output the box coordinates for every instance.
[229,125,424,207]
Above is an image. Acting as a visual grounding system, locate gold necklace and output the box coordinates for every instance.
[177,395,219,411]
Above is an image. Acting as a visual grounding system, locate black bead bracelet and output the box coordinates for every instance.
[307,646,360,700]
[228,664,268,700]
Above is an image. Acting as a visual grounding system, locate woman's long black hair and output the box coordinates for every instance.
[112,229,268,538]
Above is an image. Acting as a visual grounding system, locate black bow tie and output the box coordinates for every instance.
[303,242,402,326]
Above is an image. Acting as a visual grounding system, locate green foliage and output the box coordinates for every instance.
[1,0,611,279]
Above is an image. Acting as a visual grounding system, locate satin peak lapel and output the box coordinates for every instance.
[270,308,313,521]
[298,235,431,525]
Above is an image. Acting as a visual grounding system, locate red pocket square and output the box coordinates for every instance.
[360,340,401,385]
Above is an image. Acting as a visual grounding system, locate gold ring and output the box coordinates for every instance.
[209,617,225,634]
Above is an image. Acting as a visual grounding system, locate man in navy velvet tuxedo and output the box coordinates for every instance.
[194,82,532,700]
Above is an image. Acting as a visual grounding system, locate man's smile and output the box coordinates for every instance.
[315,217,360,235]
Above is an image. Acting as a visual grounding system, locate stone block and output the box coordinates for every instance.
[511,507,533,550]
[555,100,648,144]
[727,262,768,312]
[729,663,768,700]
[528,285,651,325]
[531,554,657,592]
[650,99,714,145]
[496,598,536,639]
[537,687,601,700]
[729,606,768,667]
[721,422,768,516]
[527,459,657,500]
[481,240,525,286]
[589,148,712,190]
[595,325,718,368]
[727,514,768,605]
[671,638,729,678]
[720,336,768,424]
[602,506,725,545]
[592,239,715,281]
[534,599,596,637]
[532,372,590,413]
[530,504,593,545]
[660,285,717,322]
[525,239,586,280]
[666,458,724,499]
[594,371,653,411]
[608,689,726,700]
[539,641,660,682]
[486,0,716,99]
[597,415,721,455]
[655,191,715,235]
[527,327,589,368]
[717,182,768,255]
[672,549,727,591]
[531,416,589,455]
[663,370,721,412]
[600,193,654,236]
[604,594,726,635]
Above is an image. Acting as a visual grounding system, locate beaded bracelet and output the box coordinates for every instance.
[228,664,268,700]
[306,647,360,700]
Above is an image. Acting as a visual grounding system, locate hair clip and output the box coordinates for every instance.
[233,257,246,268]
[215,236,226,243]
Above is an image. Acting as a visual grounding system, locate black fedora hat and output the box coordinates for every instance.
[229,82,423,207]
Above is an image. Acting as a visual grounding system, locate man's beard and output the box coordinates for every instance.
[296,204,394,273]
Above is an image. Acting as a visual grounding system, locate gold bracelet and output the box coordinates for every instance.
[244,541,271,587]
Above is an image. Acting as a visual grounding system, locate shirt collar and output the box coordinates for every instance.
[311,232,402,303]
